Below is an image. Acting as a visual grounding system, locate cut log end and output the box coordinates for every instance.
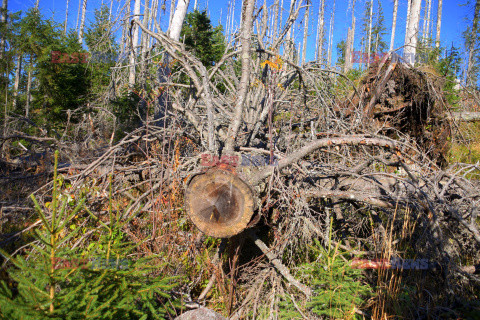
[185,168,255,238]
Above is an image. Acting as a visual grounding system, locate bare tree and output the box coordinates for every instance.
[366,0,373,68]
[78,0,87,44]
[390,0,398,51]
[12,56,21,109]
[224,0,256,152]
[467,0,480,85]
[327,0,335,67]
[404,0,422,66]
[64,0,69,35]
[0,0,7,61]
[315,0,324,63]
[301,0,310,65]
[129,0,141,88]
[425,0,432,41]
[435,0,442,48]
[167,0,190,41]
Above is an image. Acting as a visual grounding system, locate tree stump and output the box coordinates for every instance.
[185,168,255,238]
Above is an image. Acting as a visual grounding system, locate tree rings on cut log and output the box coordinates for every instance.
[185,168,255,238]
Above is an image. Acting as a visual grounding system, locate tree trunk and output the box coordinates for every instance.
[435,0,442,48]
[467,0,480,86]
[76,0,81,31]
[273,0,279,38]
[194,0,197,11]
[167,0,190,41]
[26,58,32,118]
[64,0,69,35]
[404,0,422,66]
[169,0,175,27]
[78,0,87,44]
[285,0,295,59]
[327,0,335,67]
[316,0,324,63]
[129,0,141,88]
[141,0,150,84]
[224,0,255,152]
[0,0,7,62]
[12,55,21,109]
[344,17,355,73]
[366,0,373,68]
[301,1,310,65]
[425,0,432,41]
[390,0,398,51]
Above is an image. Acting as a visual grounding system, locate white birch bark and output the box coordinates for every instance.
[389,0,398,51]
[435,0,442,48]
[78,0,87,44]
[404,0,422,66]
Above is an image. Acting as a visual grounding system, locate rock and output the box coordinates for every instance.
[174,307,227,320]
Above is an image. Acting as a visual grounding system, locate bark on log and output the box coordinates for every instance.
[450,112,480,122]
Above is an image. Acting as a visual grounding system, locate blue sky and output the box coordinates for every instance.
[6,0,473,65]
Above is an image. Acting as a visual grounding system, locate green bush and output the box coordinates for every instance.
[0,151,182,319]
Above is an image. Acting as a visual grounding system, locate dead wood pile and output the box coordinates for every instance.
[346,61,451,166]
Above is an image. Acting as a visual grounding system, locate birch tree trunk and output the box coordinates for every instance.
[129,0,141,88]
[467,0,480,85]
[404,0,422,66]
[390,0,398,51]
[12,55,21,109]
[64,0,69,35]
[225,0,256,152]
[316,0,324,63]
[435,0,442,48]
[78,0,87,44]
[301,1,310,65]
